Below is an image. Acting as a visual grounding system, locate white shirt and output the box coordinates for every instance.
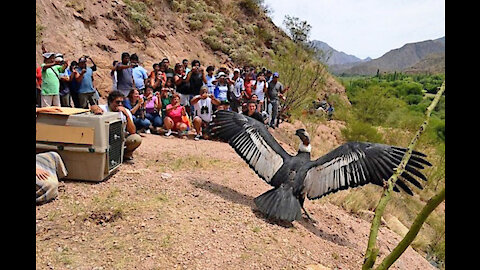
[253,80,267,101]
[99,104,133,130]
[193,97,213,122]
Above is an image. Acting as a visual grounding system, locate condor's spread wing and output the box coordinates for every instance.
[211,110,293,185]
[302,142,432,200]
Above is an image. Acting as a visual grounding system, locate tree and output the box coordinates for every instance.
[283,15,312,46]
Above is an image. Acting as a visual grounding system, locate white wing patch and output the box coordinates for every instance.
[304,150,366,199]
[231,126,284,183]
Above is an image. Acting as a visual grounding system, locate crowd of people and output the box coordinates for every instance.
[36,50,335,204]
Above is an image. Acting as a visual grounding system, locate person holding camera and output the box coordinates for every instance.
[141,86,163,133]
[74,55,98,109]
[252,71,268,113]
[124,89,151,134]
[191,86,221,141]
[40,52,68,107]
[163,93,189,138]
[115,52,136,97]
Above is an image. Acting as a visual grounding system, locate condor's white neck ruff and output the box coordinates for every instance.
[298,143,311,153]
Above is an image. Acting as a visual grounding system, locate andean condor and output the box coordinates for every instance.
[210,110,432,222]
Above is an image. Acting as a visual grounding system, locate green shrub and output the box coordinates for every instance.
[206,28,219,37]
[188,19,203,31]
[124,0,153,33]
[202,35,222,51]
[341,119,384,143]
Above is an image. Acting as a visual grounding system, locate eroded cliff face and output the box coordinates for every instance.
[36,0,230,97]
[36,0,348,102]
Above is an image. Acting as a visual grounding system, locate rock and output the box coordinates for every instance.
[161,173,173,179]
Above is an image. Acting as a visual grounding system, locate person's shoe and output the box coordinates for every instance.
[123,156,134,164]
[145,128,151,134]
[165,129,172,137]
[194,134,202,141]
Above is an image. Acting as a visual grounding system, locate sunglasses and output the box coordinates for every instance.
[114,100,123,105]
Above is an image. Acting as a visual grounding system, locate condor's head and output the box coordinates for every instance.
[295,129,311,153]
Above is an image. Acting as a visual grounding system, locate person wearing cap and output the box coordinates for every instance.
[190,86,221,140]
[74,55,98,109]
[266,72,285,128]
[40,52,68,107]
[230,68,245,113]
[213,72,231,104]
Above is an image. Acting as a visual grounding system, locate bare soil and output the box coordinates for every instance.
[36,120,436,270]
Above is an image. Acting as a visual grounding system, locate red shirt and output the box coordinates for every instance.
[36,66,42,87]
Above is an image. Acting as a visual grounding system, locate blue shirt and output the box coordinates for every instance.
[132,66,148,90]
[75,67,96,94]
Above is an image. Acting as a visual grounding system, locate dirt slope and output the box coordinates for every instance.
[36,121,435,270]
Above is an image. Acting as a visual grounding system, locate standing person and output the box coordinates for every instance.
[40,52,67,107]
[130,53,148,95]
[190,86,221,140]
[252,72,268,112]
[115,52,136,97]
[213,72,231,104]
[93,91,142,163]
[58,56,73,107]
[163,93,189,138]
[173,63,192,110]
[68,61,81,108]
[205,66,216,95]
[188,59,207,104]
[182,59,191,75]
[75,56,98,109]
[111,60,118,92]
[265,70,273,83]
[266,72,285,128]
[36,64,42,107]
[229,68,245,113]
[148,63,160,84]
[161,58,175,79]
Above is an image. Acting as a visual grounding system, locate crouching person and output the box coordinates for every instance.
[36,151,68,205]
[91,90,142,163]
[191,86,221,140]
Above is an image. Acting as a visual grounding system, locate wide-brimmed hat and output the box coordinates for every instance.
[217,72,227,78]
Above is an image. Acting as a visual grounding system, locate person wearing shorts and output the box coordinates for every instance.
[163,93,189,138]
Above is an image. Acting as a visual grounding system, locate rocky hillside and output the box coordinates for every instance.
[311,40,371,66]
[36,0,347,101]
[329,37,445,75]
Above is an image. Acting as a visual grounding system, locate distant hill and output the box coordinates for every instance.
[329,37,445,75]
[311,40,370,66]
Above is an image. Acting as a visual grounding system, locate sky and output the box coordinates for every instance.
[262,0,445,60]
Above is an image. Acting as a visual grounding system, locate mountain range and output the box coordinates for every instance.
[313,37,445,76]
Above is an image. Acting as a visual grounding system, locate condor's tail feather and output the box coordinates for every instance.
[254,184,302,222]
